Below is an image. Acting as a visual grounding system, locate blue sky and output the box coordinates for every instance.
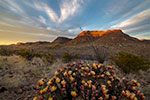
[0,0,150,44]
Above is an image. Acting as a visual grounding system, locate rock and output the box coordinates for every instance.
[23,86,30,91]
[9,74,13,78]
[27,95,32,98]
[0,87,7,93]
[15,88,23,94]
[24,98,28,100]
[30,85,36,90]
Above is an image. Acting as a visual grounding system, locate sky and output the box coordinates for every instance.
[0,0,150,44]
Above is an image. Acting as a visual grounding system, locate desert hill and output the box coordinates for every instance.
[94,29,140,44]
[51,37,72,44]
[65,29,140,45]
[65,30,123,45]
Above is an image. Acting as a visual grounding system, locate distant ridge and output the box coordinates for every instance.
[13,29,150,47]
[16,41,50,45]
[51,37,72,44]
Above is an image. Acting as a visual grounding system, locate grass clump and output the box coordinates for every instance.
[33,62,145,100]
[110,51,150,73]
[62,53,80,63]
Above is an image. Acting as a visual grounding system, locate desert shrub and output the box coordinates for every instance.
[43,54,56,64]
[32,69,43,76]
[33,62,145,100]
[16,49,38,60]
[0,48,14,56]
[62,53,80,63]
[110,51,150,73]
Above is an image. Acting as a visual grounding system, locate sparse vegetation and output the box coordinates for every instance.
[34,62,145,100]
[42,54,56,64]
[0,48,56,63]
[0,48,14,56]
[84,31,106,63]
[110,51,150,73]
[62,53,80,63]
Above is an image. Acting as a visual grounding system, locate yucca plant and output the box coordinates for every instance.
[33,62,145,100]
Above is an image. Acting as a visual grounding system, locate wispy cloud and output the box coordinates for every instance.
[105,0,130,16]
[33,0,84,24]
[111,9,150,30]
[109,0,150,25]
[0,0,25,14]
[124,24,150,33]
[39,16,46,24]
[59,0,84,23]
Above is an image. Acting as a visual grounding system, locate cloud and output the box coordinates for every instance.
[111,9,150,29]
[39,16,46,24]
[33,2,60,23]
[59,0,83,23]
[0,0,25,14]
[0,20,59,43]
[123,24,150,33]
[109,0,150,25]
[33,0,84,24]
[119,0,150,20]
[133,32,150,39]
[105,0,130,16]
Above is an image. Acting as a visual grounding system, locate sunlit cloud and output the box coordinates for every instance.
[111,9,150,33]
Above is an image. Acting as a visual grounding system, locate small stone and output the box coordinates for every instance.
[24,98,28,100]
[0,87,7,93]
[23,86,30,91]
[27,95,32,98]
[9,74,13,78]
[15,88,23,94]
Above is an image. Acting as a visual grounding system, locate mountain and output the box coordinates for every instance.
[94,29,140,45]
[51,37,72,44]
[66,29,140,45]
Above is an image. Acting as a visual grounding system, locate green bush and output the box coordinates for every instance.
[62,53,80,63]
[110,51,150,73]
